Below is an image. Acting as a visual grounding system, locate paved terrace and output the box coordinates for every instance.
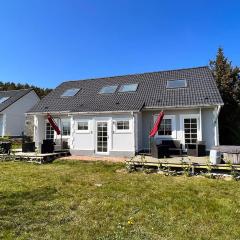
[60,155,209,164]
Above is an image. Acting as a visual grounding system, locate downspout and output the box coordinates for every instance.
[199,107,202,141]
[131,111,136,154]
[214,105,221,146]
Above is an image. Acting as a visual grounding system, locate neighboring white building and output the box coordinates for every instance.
[28,67,224,157]
[0,89,40,137]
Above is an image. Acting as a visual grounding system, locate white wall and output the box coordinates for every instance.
[3,91,40,136]
[111,115,135,152]
[33,112,135,155]
[141,108,216,151]
[202,108,216,150]
[72,115,94,151]
[32,108,218,155]
[71,113,135,155]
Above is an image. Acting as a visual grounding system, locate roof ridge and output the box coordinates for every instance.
[60,66,210,84]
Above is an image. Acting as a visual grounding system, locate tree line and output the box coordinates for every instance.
[0,82,51,98]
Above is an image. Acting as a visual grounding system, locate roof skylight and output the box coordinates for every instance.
[118,83,138,93]
[0,97,9,104]
[61,88,80,97]
[99,85,118,94]
[166,79,187,89]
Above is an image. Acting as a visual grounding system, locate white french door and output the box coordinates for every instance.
[183,118,198,144]
[96,121,109,154]
[180,114,200,149]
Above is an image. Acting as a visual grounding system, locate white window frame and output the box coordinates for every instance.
[61,118,71,137]
[114,119,132,133]
[180,114,201,144]
[95,120,110,155]
[45,121,55,140]
[76,120,90,133]
[153,114,176,139]
[179,114,200,149]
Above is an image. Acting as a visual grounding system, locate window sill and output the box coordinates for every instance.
[155,135,175,139]
[75,130,91,134]
[114,130,132,134]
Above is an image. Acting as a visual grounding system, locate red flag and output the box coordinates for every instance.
[47,113,61,135]
[149,111,164,137]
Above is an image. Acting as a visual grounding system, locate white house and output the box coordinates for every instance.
[27,66,224,157]
[0,89,40,137]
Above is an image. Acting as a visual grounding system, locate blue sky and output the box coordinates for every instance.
[0,0,239,88]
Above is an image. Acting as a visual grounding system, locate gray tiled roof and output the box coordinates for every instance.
[0,89,33,112]
[29,66,224,113]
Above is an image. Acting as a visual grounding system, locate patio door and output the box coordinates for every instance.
[96,121,109,154]
[180,115,200,150]
[183,118,198,147]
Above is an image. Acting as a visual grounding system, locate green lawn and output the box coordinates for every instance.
[0,160,240,240]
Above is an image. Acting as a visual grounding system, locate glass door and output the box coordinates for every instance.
[45,122,54,140]
[184,118,198,145]
[96,121,108,154]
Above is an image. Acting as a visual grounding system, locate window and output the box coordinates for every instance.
[118,83,138,93]
[0,97,9,104]
[99,85,118,94]
[77,121,89,131]
[61,120,71,136]
[45,122,54,140]
[184,118,198,144]
[166,79,187,89]
[158,119,172,136]
[116,120,130,130]
[61,88,80,97]
[154,115,176,138]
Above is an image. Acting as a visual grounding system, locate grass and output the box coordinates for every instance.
[0,160,240,240]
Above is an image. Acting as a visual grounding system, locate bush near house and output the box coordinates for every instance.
[0,160,240,239]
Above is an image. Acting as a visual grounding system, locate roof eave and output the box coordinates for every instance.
[26,109,141,116]
[143,103,224,110]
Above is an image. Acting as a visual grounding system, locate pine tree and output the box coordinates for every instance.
[210,47,240,104]
[210,48,240,144]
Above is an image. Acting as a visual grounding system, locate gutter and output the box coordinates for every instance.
[213,105,222,125]
[68,110,140,115]
[26,103,223,116]
[144,103,224,111]
[131,111,136,153]
[26,110,140,116]
[26,111,70,116]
